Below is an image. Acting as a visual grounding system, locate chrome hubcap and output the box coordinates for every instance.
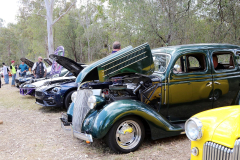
[116,120,141,149]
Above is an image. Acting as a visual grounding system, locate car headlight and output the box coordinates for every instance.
[52,87,61,93]
[25,84,36,88]
[185,117,203,141]
[71,91,77,103]
[87,96,96,109]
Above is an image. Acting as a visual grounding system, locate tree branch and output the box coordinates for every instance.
[59,0,67,17]
[52,0,76,25]
[200,0,215,5]
[176,0,191,16]
[36,8,46,18]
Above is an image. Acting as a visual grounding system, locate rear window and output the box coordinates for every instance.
[212,52,234,70]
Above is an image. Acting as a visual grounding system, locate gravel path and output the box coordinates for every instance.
[0,78,191,160]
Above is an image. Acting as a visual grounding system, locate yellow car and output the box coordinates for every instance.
[185,105,240,160]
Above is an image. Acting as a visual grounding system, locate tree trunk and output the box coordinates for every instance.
[45,0,54,58]
[47,22,54,57]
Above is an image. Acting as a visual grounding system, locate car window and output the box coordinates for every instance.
[212,52,234,70]
[153,53,171,73]
[188,56,200,68]
[173,53,206,74]
[173,56,185,73]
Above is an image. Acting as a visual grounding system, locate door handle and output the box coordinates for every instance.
[214,81,221,85]
[206,82,212,87]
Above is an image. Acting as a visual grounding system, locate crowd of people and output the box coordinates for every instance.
[1,61,28,87]
[1,41,121,87]
[0,56,48,87]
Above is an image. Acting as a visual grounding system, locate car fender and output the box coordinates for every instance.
[89,100,182,140]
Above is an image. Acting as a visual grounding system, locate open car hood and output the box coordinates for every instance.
[20,57,34,68]
[49,54,85,77]
[76,43,154,83]
[44,58,52,66]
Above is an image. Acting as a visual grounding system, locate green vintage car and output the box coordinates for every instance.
[61,43,240,153]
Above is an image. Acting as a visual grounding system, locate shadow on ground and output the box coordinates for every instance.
[79,132,188,155]
[39,106,66,113]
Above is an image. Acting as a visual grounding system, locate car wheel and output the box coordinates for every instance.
[209,89,221,101]
[64,90,75,110]
[105,116,145,153]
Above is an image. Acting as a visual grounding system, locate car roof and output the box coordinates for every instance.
[151,43,240,56]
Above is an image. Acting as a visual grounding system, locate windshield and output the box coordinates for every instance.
[153,53,171,73]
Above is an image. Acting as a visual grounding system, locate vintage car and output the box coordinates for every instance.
[61,43,240,153]
[185,105,240,160]
[35,55,85,109]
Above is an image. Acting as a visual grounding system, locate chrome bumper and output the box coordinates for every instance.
[60,113,93,142]
[71,128,93,142]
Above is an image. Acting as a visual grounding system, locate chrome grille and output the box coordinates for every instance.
[72,89,93,132]
[233,139,240,160]
[203,141,235,160]
[35,91,44,97]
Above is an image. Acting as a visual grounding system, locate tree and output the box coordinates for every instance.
[19,0,77,57]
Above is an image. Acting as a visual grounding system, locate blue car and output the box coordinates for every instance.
[35,81,78,109]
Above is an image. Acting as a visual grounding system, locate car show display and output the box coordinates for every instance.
[12,43,240,156]
[19,47,70,96]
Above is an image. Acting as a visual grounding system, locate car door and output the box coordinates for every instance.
[210,49,240,108]
[167,50,213,122]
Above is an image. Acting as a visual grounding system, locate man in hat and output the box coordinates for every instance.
[2,63,9,84]
[10,60,16,87]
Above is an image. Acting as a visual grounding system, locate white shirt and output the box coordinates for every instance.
[32,62,47,71]
[3,66,8,75]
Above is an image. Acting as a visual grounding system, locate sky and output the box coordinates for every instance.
[0,0,19,25]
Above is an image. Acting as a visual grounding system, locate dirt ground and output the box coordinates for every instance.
[0,78,191,160]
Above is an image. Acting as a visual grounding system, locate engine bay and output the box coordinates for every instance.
[81,74,162,110]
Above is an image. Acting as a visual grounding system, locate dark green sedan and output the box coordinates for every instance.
[61,43,240,153]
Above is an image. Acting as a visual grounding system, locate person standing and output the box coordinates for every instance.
[111,41,121,54]
[18,61,29,77]
[10,60,17,87]
[32,56,47,78]
[2,63,9,84]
